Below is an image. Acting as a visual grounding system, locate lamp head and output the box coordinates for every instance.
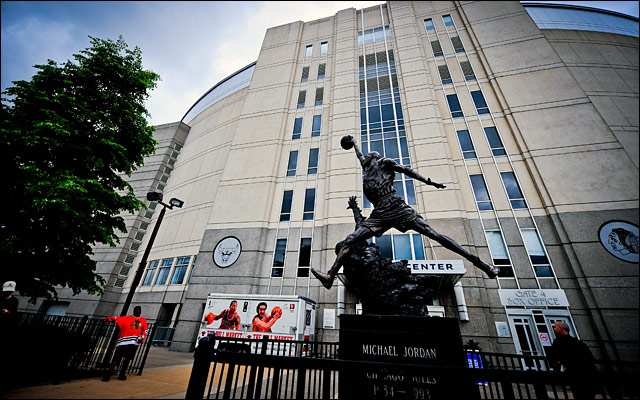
[169,198,184,208]
[146,192,163,202]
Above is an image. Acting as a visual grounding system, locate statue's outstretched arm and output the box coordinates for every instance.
[347,196,365,225]
[392,163,446,189]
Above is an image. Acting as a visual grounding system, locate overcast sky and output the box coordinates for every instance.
[2,1,638,126]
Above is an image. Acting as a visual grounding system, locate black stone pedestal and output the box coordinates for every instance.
[339,314,472,400]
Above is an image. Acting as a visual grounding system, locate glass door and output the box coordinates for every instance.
[509,314,544,370]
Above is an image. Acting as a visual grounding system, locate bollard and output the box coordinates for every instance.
[185,334,215,400]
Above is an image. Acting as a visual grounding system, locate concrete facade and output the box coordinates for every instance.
[19,2,638,363]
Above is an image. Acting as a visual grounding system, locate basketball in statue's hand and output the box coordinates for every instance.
[340,135,355,150]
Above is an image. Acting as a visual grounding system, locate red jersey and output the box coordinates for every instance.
[106,315,148,347]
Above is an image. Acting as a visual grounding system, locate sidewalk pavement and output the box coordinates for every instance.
[5,347,197,399]
[5,363,193,399]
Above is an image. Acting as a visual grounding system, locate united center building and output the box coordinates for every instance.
[20,1,639,363]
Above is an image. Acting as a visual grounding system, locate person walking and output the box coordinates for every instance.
[102,305,148,381]
[550,321,597,400]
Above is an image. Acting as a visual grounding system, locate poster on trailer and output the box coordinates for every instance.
[198,296,301,341]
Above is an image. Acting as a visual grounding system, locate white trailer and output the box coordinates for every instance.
[197,293,317,346]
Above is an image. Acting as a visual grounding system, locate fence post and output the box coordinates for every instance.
[186,334,215,400]
[137,323,156,376]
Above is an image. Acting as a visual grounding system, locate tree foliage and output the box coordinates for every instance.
[0,37,160,300]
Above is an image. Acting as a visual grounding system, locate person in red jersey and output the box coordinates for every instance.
[204,300,241,330]
[102,305,148,381]
[252,302,282,332]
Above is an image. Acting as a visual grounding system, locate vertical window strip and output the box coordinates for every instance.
[446,94,463,118]
[456,130,477,159]
[280,190,293,221]
[171,256,191,284]
[315,87,324,106]
[500,171,527,209]
[303,188,315,220]
[308,148,319,175]
[297,237,312,277]
[271,238,287,277]
[292,117,303,139]
[297,90,306,109]
[320,41,328,56]
[471,90,490,114]
[521,229,553,277]
[287,151,298,176]
[154,258,174,286]
[485,230,514,277]
[469,174,493,211]
[301,66,309,82]
[305,44,312,57]
[318,63,326,80]
[484,127,506,156]
[311,115,321,136]
[438,64,453,84]
[460,61,475,81]
[430,40,443,57]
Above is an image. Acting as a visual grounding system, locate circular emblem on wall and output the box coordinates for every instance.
[598,221,639,264]
[213,236,242,268]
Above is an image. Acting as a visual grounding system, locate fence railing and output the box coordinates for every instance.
[1,312,155,389]
[152,326,176,347]
[186,335,639,400]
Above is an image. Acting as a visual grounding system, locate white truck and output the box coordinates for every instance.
[197,293,317,350]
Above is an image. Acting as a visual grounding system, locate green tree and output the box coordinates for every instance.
[0,37,160,300]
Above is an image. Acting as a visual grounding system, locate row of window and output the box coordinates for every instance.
[469,172,526,211]
[272,236,313,278]
[446,90,489,117]
[296,88,323,109]
[305,41,329,58]
[485,228,552,277]
[357,25,391,46]
[287,148,319,176]
[456,127,506,159]
[292,115,322,139]
[280,188,316,221]
[301,64,326,82]
[141,255,194,287]
[438,60,475,84]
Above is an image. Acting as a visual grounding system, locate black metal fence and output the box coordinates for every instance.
[1,312,155,390]
[186,335,639,400]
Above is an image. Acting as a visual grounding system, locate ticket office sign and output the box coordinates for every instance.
[498,289,569,308]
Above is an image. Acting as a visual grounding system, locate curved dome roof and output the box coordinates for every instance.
[181,62,256,124]
[522,2,639,37]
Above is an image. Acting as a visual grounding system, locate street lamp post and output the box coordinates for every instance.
[120,192,184,316]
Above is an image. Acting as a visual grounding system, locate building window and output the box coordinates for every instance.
[280,190,293,221]
[305,44,313,57]
[484,127,506,156]
[292,117,303,139]
[303,188,315,220]
[485,230,513,277]
[358,25,390,45]
[297,237,312,277]
[272,239,287,277]
[470,174,493,211]
[320,41,328,56]
[500,172,527,209]
[315,87,324,106]
[297,90,306,109]
[438,64,452,85]
[317,63,326,80]
[471,90,490,114]
[460,61,475,81]
[430,40,443,57]
[311,114,321,136]
[522,229,553,277]
[154,258,173,286]
[446,94,463,118]
[301,66,309,82]
[308,148,319,175]
[451,36,465,53]
[373,234,425,261]
[142,260,159,286]
[456,130,477,159]
[170,256,191,285]
[287,150,298,176]
[442,14,455,28]
[424,18,435,32]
